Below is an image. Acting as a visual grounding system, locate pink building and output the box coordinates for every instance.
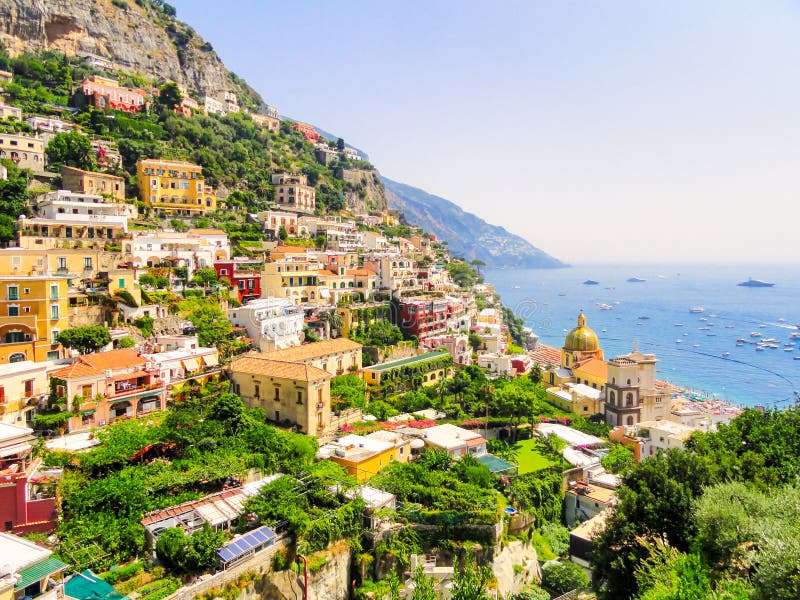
[50,349,165,432]
[424,333,472,365]
[81,76,146,112]
[0,423,59,533]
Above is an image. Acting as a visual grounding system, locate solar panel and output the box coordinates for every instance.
[216,525,277,564]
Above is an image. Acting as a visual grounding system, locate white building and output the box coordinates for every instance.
[633,419,697,458]
[204,95,227,116]
[142,337,220,389]
[408,423,487,459]
[227,297,305,352]
[25,116,74,135]
[35,190,134,231]
[132,229,230,275]
[362,253,418,292]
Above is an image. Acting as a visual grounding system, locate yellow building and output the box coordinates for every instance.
[361,350,452,388]
[540,311,608,392]
[61,165,125,200]
[0,361,49,425]
[0,248,133,278]
[545,382,604,416]
[0,276,69,364]
[258,338,362,377]
[319,434,398,482]
[262,259,323,304]
[228,355,332,437]
[137,158,216,216]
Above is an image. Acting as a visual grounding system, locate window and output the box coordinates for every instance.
[254,384,260,398]
[51,329,59,344]
[50,304,59,319]
[296,390,303,404]
[11,256,20,269]
[46,350,59,360]
[50,284,59,299]
[23,307,29,313]
[274,387,280,401]
[23,288,29,294]
[8,353,25,363]
[118,279,125,289]
[7,305,18,317]
[58,257,66,269]
[626,392,634,407]
[24,379,33,397]
[7,286,18,301]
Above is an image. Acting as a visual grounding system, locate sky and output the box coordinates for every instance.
[171,0,800,264]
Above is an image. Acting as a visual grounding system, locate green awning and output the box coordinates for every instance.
[15,556,68,591]
[81,409,96,416]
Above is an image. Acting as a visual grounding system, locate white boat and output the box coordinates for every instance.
[759,324,767,328]
[762,338,778,343]
[709,314,718,318]
[675,339,683,343]
[722,352,730,356]
[751,332,762,338]
[690,307,705,313]
[700,317,708,322]
[756,346,766,351]
[790,332,800,339]
[736,342,744,347]
[795,356,800,360]
[597,303,613,310]
[693,344,700,348]
[674,323,684,326]
[784,348,794,352]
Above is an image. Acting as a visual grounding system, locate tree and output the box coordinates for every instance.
[46,131,94,170]
[468,332,483,352]
[601,444,635,475]
[155,527,188,570]
[469,259,486,276]
[157,82,183,111]
[331,375,367,410]
[452,554,491,600]
[336,137,345,151]
[541,561,589,596]
[0,161,33,217]
[0,214,15,243]
[116,336,136,349]
[411,565,436,600]
[186,302,232,348]
[57,326,111,354]
[190,267,219,287]
[278,225,288,241]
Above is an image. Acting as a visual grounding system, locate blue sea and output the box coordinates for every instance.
[486,264,800,409]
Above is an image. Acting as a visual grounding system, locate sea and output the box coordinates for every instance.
[486,263,800,409]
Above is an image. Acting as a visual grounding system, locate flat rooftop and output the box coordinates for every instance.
[367,350,449,372]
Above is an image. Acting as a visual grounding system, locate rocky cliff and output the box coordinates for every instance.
[0,0,261,103]
[384,177,566,269]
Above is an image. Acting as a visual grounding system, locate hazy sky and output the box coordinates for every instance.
[171,0,800,263]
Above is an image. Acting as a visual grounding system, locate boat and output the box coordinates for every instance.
[725,325,735,329]
[690,307,705,313]
[778,317,786,322]
[601,328,607,333]
[751,332,762,338]
[693,344,700,348]
[790,332,800,339]
[736,342,744,347]
[759,324,767,328]
[738,278,775,288]
[700,317,708,321]
[674,323,684,327]
[558,293,566,297]
[756,346,766,351]
[795,356,800,360]
[638,316,650,320]
[675,339,683,343]
[785,343,796,347]
[761,338,778,343]
[597,303,613,310]
[512,285,520,289]
[627,277,646,283]
[707,333,717,337]
[722,352,730,356]
[583,280,599,285]
[604,286,615,290]
[784,348,794,352]
[699,326,711,331]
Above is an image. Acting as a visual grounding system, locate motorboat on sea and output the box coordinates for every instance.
[690,307,705,313]
[638,316,650,320]
[736,342,744,347]
[790,332,800,339]
[722,352,730,356]
[693,344,700,348]
[761,338,778,343]
[627,277,646,283]
[751,332,762,338]
[674,323,684,326]
[675,339,683,343]
[597,303,613,310]
[738,277,775,288]
[583,280,599,285]
[756,346,766,351]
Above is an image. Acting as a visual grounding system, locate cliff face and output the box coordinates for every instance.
[0,0,257,101]
[340,167,389,214]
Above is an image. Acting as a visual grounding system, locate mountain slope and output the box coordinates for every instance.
[383,177,566,269]
[0,0,263,107]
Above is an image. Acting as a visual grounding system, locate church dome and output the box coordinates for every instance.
[564,311,599,352]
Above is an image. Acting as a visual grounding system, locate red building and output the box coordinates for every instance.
[215,259,262,303]
[291,122,321,142]
[81,75,146,112]
[0,423,58,534]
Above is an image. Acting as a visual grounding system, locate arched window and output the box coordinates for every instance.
[612,377,615,384]
[609,391,616,404]
[626,392,634,407]
[9,352,25,363]
[627,378,631,385]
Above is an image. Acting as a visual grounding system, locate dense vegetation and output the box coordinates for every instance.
[47,381,317,571]
[592,408,800,599]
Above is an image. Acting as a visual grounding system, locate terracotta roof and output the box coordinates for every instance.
[529,344,561,367]
[230,357,330,381]
[574,357,608,380]
[273,246,308,254]
[317,270,340,277]
[346,268,376,276]
[52,349,146,379]
[259,338,362,363]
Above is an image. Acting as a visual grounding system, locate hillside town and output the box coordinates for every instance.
[0,10,789,600]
